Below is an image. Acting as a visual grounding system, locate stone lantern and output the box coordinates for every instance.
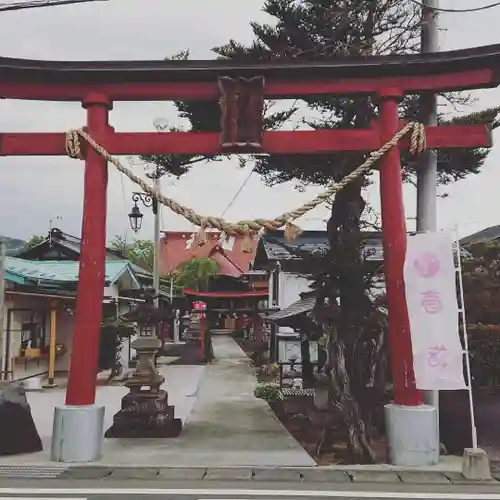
[105,287,182,438]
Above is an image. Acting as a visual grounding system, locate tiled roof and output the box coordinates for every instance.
[266,296,316,322]
[460,225,500,245]
[159,231,257,276]
[5,258,137,286]
[48,229,124,261]
[16,228,152,278]
[258,230,384,262]
[257,230,471,267]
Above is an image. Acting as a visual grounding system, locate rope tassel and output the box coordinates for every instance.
[242,226,254,253]
[194,223,208,246]
[284,220,302,242]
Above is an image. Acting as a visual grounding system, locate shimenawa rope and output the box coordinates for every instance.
[64,122,426,247]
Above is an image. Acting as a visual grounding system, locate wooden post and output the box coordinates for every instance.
[255,314,264,343]
[199,314,205,362]
[44,301,58,388]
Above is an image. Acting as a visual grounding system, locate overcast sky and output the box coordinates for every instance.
[0,0,499,243]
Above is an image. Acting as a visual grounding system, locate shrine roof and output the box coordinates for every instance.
[255,230,384,264]
[460,225,500,246]
[4,258,140,288]
[159,231,257,277]
[2,44,500,85]
[208,249,244,278]
[266,296,316,323]
[17,228,152,277]
[259,230,330,262]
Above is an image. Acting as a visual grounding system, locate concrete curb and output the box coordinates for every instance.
[0,466,499,484]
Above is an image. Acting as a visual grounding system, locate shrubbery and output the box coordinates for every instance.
[254,382,280,402]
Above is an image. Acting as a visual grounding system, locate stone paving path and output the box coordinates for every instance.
[211,335,250,359]
[0,364,205,466]
[0,337,313,467]
[175,336,315,466]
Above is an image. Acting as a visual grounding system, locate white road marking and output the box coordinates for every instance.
[0,489,500,500]
[200,496,500,500]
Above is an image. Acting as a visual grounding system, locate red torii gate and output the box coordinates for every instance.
[0,45,497,461]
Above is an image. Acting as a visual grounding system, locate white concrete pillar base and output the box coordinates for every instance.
[385,403,439,466]
[51,404,105,463]
[462,448,491,480]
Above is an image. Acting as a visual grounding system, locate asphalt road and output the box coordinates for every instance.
[1,480,500,500]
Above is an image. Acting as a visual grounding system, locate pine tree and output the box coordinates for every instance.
[146,0,500,462]
[139,51,223,179]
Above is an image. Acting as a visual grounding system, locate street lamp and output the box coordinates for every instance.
[128,192,157,233]
[128,202,144,233]
[128,191,161,308]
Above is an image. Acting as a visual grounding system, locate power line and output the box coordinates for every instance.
[0,0,107,12]
[409,0,500,13]
[219,166,255,218]
[118,170,130,237]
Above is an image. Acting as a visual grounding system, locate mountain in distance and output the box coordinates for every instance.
[0,235,27,255]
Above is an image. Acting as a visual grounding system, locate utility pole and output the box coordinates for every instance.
[416,0,439,409]
[153,176,161,308]
[48,216,63,246]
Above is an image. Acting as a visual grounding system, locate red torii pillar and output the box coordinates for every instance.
[378,88,440,465]
[65,94,111,406]
[50,94,111,462]
[379,89,422,407]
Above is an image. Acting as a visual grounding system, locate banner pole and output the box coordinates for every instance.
[454,226,478,450]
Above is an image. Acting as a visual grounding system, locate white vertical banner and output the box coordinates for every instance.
[404,231,466,390]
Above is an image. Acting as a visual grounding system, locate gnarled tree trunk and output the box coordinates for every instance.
[316,180,386,463]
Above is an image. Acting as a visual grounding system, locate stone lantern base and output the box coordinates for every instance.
[105,389,182,438]
[105,336,182,439]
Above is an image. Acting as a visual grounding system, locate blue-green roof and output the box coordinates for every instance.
[4,258,140,287]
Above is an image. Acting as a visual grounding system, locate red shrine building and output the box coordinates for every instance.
[160,231,270,337]
[159,230,258,277]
